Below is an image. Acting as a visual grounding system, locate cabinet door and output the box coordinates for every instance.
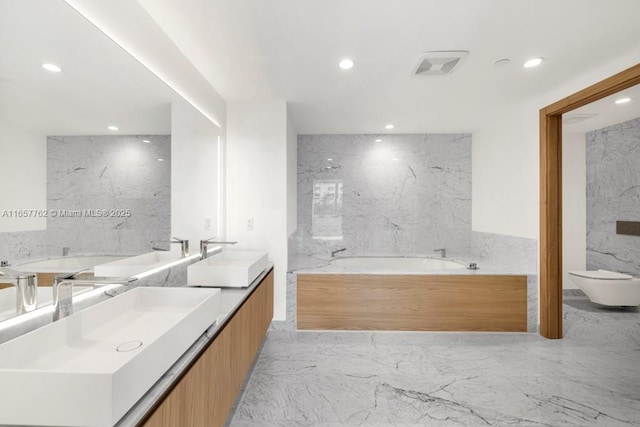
[143,270,273,427]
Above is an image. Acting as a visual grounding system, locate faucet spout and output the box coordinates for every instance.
[52,275,137,321]
[200,237,238,260]
[330,248,347,258]
[434,248,446,258]
[0,267,38,315]
[152,237,189,258]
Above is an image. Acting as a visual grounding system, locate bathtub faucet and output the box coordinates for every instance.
[434,248,446,258]
[331,248,347,257]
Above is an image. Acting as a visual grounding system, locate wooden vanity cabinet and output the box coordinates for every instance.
[141,270,274,427]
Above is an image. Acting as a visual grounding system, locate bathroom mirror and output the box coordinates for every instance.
[0,0,219,322]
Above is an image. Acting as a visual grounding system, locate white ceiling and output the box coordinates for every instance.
[564,83,640,133]
[139,0,640,134]
[0,0,180,135]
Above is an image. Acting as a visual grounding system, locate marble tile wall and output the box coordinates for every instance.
[471,231,537,273]
[0,230,48,262]
[586,117,640,275]
[291,134,472,266]
[46,135,171,256]
[1,135,171,261]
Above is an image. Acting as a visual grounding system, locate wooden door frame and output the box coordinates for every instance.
[539,63,640,339]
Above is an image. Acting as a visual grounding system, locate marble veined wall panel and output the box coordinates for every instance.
[46,135,171,255]
[292,134,472,263]
[586,117,640,275]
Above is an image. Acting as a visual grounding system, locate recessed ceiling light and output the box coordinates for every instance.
[375,139,382,142]
[615,97,632,105]
[494,58,510,67]
[392,158,398,161]
[523,57,544,68]
[142,139,151,143]
[385,124,394,130]
[107,125,119,131]
[42,63,62,72]
[327,158,333,161]
[338,58,354,70]
[157,158,165,162]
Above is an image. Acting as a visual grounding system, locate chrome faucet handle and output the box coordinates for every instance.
[169,237,189,258]
[0,267,38,314]
[200,238,237,260]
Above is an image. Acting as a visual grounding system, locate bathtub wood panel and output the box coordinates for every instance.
[297,274,527,332]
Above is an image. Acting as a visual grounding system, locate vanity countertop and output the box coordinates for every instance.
[115,264,274,427]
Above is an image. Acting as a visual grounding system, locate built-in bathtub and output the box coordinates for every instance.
[297,256,528,333]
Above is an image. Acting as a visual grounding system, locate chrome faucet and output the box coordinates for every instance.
[0,267,38,315]
[434,248,446,258]
[330,248,347,257]
[200,237,238,260]
[171,237,189,257]
[52,274,137,321]
[152,236,189,258]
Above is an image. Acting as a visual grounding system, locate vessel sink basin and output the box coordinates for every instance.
[93,247,183,277]
[187,250,269,287]
[0,286,221,427]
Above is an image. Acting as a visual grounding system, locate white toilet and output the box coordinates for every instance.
[569,269,640,306]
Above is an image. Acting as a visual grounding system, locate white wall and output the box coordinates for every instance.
[0,126,46,232]
[171,101,221,247]
[226,100,288,320]
[472,100,540,239]
[286,105,298,237]
[562,132,587,289]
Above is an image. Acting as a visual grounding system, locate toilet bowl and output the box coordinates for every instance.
[568,269,640,306]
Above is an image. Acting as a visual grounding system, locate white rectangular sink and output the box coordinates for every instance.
[187,250,269,287]
[94,246,183,277]
[0,286,221,427]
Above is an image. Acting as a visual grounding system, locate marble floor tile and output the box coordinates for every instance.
[228,293,640,427]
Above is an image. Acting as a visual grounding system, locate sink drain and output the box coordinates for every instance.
[116,340,143,352]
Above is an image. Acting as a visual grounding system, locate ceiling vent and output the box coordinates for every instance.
[412,51,469,76]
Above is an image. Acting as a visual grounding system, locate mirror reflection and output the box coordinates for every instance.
[0,0,208,321]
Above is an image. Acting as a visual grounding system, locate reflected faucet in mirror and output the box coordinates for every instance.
[52,273,138,321]
[200,237,238,260]
[0,267,37,315]
[152,236,190,258]
[434,248,447,258]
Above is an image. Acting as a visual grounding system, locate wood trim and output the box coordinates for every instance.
[142,270,274,427]
[297,274,527,332]
[539,111,563,339]
[539,62,640,339]
[544,63,640,115]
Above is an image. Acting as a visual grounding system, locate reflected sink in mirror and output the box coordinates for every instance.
[12,255,126,274]
[0,286,221,427]
[94,247,185,277]
[187,250,269,287]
